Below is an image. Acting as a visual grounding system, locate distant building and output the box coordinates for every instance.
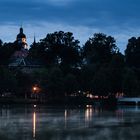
[9,27,44,71]
[9,27,29,67]
[16,27,28,50]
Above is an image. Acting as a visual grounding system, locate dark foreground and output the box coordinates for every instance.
[0,105,140,140]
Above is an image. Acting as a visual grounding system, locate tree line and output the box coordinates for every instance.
[0,31,140,100]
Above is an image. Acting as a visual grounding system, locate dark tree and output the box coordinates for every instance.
[47,67,65,98]
[15,71,32,98]
[64,73,79,96]
[29,31,81,67]
[91,66,111,96]
[125,37,140,68]
[29,40,44,60]
[107,53,125,94]
[83,33,118,65]
[0,67,17,96]
[0,41,15,65]
[122,68,140,97]
[80,64,98,92]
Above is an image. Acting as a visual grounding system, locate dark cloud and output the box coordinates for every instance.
[0,0,140,52]
[0,0,139,27]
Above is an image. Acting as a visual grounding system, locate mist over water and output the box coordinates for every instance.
[0,105,140,140]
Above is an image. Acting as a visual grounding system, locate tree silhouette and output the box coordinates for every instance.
[0,41,15,65]
[125,37,140,68]
[83,33,118,65]
[29,31,81,67]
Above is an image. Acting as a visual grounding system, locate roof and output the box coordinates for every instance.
[9,56,45,67]
[9,58,26,67]
[12,49,28,58]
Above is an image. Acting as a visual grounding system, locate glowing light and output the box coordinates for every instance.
[33,112,36,139]
[86,94,94,99]
[34,105,37,108]
[86,105,92,108]
[32,85,40,93]
[33,87,37,91]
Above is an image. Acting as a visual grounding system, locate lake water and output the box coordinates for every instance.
[0,105,140,140]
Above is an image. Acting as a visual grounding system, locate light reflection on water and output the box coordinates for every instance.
[33,112,36,139]
[0,105,140,140]
[85,105,93,122]
[64,109,67,129]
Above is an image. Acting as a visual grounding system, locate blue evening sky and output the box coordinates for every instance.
[0,0,140,53]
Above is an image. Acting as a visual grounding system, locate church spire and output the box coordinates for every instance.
[20,27,23,34]
[20,23,23,33]
[32,33,37,48]
[33,33,36,44]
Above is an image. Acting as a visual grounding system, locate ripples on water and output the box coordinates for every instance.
[0,105,140,140]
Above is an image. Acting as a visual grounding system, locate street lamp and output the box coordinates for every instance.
[32,85,39,99]
[33,87,37,92]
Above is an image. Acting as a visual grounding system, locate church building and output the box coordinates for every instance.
[9,27,29,67]
[16,27,28,50]
[9,27,44,72]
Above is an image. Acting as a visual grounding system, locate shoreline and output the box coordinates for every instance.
[0,97,117,107]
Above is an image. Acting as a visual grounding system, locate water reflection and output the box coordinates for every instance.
[33,111,36,139]
[64,109,67,128]
[85,105,93,122]
[116,109,124,121]
[0,105,139,140]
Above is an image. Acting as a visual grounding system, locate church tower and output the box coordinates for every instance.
[16,27,28,49]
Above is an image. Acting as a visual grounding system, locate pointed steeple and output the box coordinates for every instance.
[20,23,23,33]
[33,33,36,44]
[32,33,37,48]
[20,27,23,34]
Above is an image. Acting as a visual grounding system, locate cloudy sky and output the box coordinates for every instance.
[0,0,140,52]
